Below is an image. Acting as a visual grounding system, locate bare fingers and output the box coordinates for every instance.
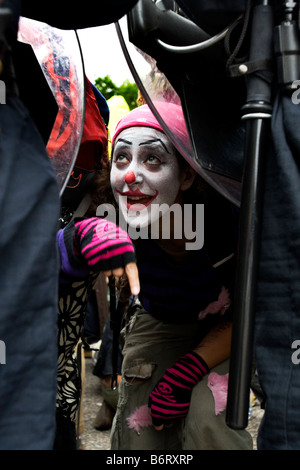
[103,262,140,297]
[125,262,140,296]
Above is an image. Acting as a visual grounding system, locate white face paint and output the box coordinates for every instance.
[110,127,183,228]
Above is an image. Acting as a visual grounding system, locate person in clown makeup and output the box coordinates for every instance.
[94,103,253,450]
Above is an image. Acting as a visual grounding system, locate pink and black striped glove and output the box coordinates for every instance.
[148,352,209,427]
[57,217,136,278]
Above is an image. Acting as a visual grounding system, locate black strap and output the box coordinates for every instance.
[109,275,132,390]
[228,58,274,78]
[225,0,252,75]
[75,340,83,443]
[109,276,120,390]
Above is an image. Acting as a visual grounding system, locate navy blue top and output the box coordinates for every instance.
[136,237,234,325]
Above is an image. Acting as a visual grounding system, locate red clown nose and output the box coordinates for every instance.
[124,171,136,184]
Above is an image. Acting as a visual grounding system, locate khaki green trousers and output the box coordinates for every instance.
[110,310,253,450]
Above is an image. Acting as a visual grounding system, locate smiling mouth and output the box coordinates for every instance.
[117,190,159,209]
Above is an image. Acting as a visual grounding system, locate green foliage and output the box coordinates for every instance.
[117,79,139,110]
[94,75,117,100]
[94,75,138,110]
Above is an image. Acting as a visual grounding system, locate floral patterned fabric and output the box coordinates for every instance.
[56,273,98,421]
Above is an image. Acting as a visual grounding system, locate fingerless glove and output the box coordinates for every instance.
[149,351,209,427]
[57,217,135,278]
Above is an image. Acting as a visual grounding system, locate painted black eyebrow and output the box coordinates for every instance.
[139,138,171,154]
[116,138,132,145]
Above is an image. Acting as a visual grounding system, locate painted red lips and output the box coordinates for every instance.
[116,189,159,209]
